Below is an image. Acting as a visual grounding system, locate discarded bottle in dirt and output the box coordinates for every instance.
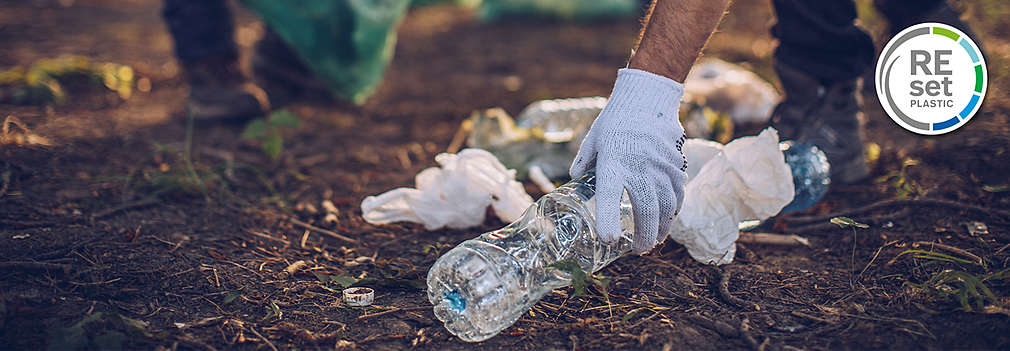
[515,96,605,146]
[779,141,831,214]
[468,97,606,180]
[427,173,632,342]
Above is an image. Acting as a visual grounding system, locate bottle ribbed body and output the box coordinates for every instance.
[426,173,632,342]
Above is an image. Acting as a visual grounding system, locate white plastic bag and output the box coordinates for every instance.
[669,128,794,265]
[361,149,534,230]
[683,59,780,125]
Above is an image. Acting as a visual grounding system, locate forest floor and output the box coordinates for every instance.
[1,0,1009,350]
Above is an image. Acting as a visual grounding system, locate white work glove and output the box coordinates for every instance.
[570,68,688,254]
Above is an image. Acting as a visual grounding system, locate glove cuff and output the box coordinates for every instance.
[606,68,684,117]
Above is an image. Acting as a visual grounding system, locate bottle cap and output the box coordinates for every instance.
[343,287,374,307]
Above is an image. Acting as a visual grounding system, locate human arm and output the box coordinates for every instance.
[570,0,732,253]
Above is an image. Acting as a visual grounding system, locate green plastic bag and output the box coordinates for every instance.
[242,0,411,104]
[411,0,481,8]
[480,0,638,21]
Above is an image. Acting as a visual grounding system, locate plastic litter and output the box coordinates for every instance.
[682,59,780,126]
[427,128,796,342]
[360,148,533,230]
[427,172,631,342]
[515,96,606,147]
[343,287,375,307]
[242,0,410,104]
[467,106,590,180]
[779,141,831,214]
[671,128,794,265]
[469,59,778,175]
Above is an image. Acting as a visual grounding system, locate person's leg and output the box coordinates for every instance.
[876,0,955,34]
[771,0,875,85]
[875,0,982,51]
[769,0,870,183]
[163,0,237,63]
[163,0,266,121]
[251,28,330,108]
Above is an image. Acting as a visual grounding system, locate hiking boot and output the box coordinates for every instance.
[771,63,868,184]
[182,54,268,122]
[251,29,332,108]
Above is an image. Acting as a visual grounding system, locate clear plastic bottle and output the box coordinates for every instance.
[427,140,829,342]
[515,96,606,146]
[779,141,831,214]
[427,173,632,342]
[467,97,606,180]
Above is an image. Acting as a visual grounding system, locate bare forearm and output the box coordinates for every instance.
[629,0,731,82]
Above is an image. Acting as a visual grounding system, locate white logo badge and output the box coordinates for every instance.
[875,23,987,135]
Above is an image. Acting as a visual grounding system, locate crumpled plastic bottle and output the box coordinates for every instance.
[467,99,605,180]
[778,141,831,214]
[515,96,606,148]
[427,130,827,342]
[427,173,632,342]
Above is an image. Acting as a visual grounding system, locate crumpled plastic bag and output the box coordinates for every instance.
[683,59,780,126]
[669,128,794,265]
[361,148,534,230]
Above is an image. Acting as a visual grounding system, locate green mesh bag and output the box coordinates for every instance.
[480,0,638,21]
[242,0,411,104]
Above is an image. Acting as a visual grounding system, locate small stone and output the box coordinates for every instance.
[384,319,414,336]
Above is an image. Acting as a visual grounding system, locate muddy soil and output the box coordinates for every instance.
[2,0,1009,350]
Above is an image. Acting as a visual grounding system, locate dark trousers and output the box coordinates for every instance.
[162,0,237,63]
[162,0,956,80]
[772,0,950,84]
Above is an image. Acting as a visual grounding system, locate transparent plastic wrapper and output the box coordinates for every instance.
[427,173,632,342]
[360,149,533,230]
[682,59,780,126]
[671,128,794,264]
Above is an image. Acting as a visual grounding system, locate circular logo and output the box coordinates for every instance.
[875,23,987,135]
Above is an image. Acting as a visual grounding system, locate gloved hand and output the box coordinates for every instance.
[570,68,688,253]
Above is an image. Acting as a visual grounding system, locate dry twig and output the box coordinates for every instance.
[715,268,758,311]
[289,218,356,243]
[90,198,159,223]
[784,198,1010,224]
[787,209,911,233]
[913,241,984,266]
[279,260,307,279]
[737,232,810,247]
[248,326,278,351]
[0,261,71,273]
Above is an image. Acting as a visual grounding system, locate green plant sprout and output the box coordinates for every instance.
[875,158,924,199]
[831,216,869,282]
[895,244,1008,313]
[548,258,611,300]
[241,109,301,160]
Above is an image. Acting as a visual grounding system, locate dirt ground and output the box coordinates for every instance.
[2,0,1010,350]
